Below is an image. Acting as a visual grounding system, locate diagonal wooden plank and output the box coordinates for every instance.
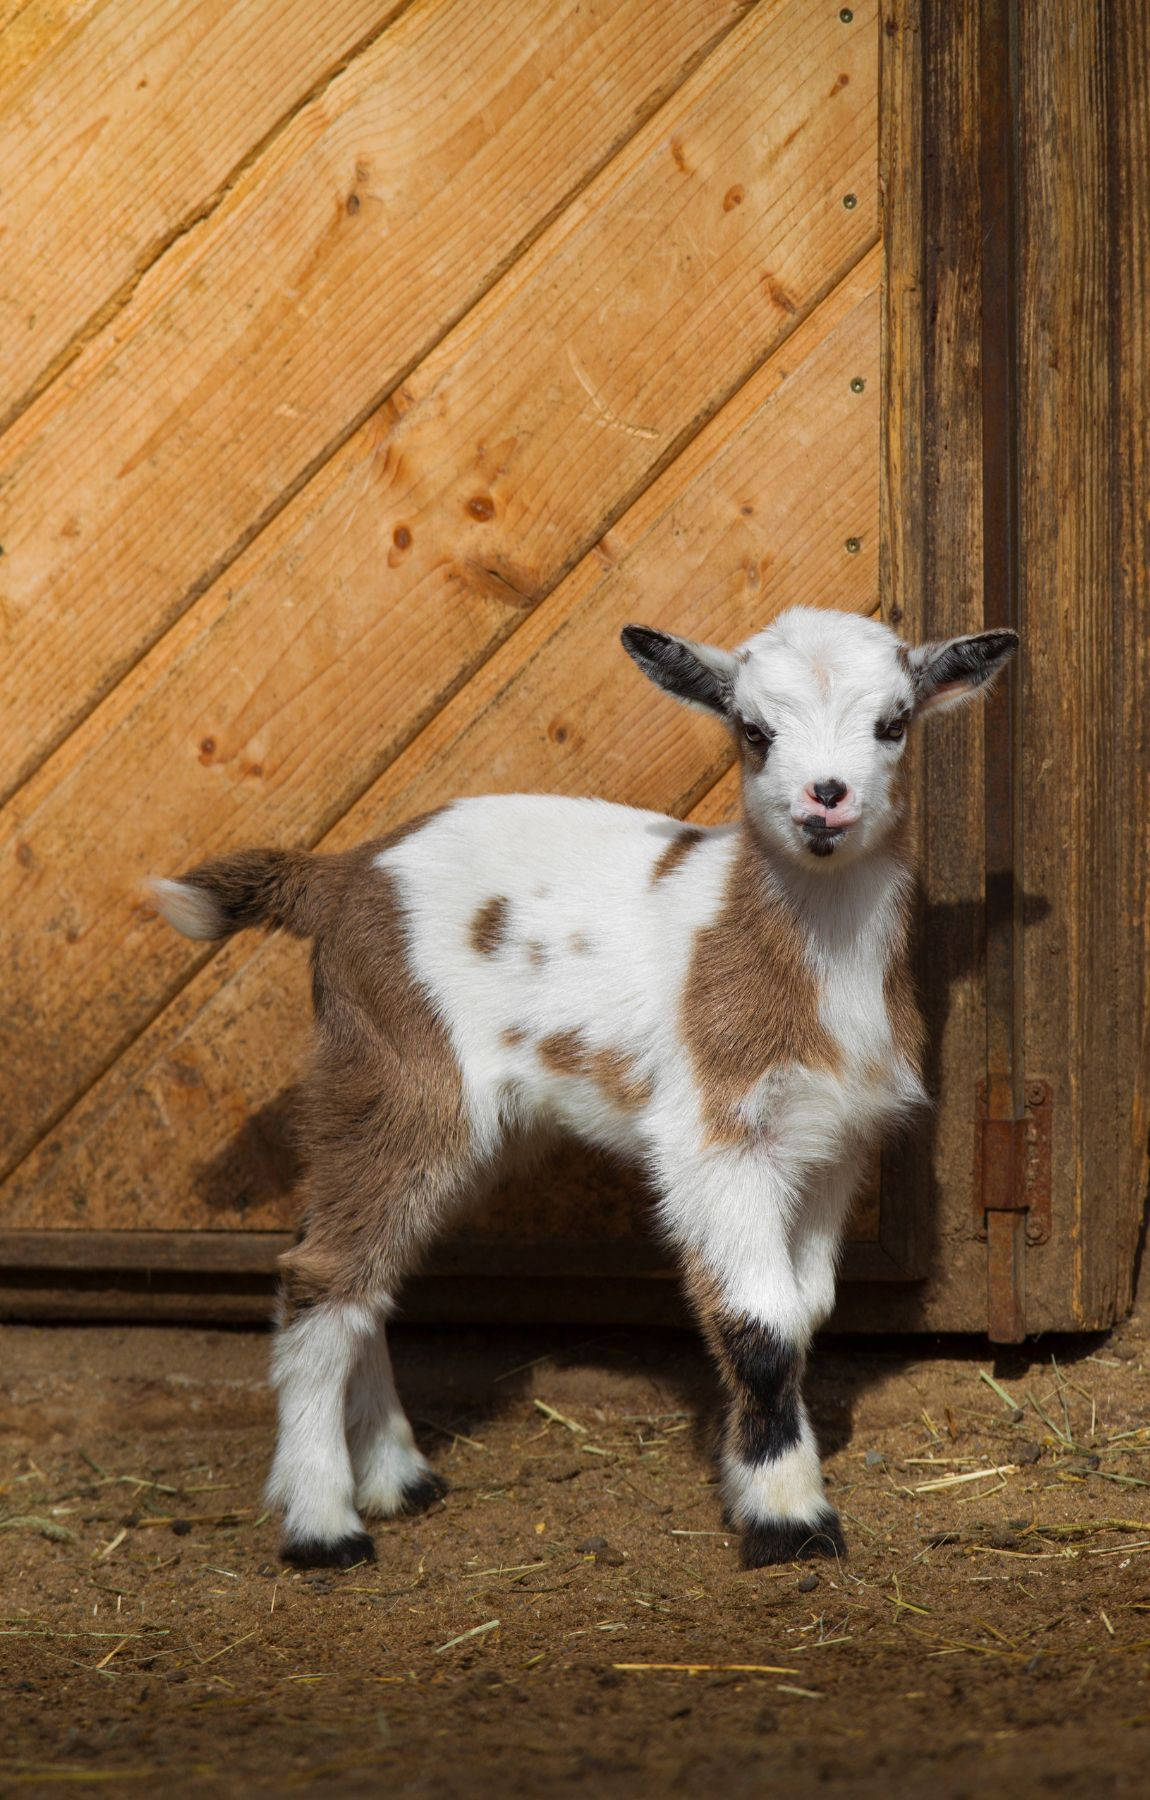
[0,0,407,429]
[0,1,877,1179]
[0,0,103,69]
[0,0,756,798]
[0,257,879,1230]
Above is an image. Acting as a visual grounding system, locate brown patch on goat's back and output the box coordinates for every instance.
[682,836,839,1145]
[537,1030,651,1111]
[651,826,707,885]
[277,819,468,1321]
[470,895,508,956]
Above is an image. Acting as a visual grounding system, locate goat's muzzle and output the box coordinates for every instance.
[800,817,847,857]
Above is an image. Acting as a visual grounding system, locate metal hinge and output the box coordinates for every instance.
[974,1080,1052,1244]
[973,1081,1052,1344]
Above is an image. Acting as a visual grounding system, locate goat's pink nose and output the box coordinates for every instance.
[803,779,854,817]
[811,778,848,809]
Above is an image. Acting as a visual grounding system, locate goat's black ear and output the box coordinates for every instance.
[907,629,1019,716]
[620,625,736,719]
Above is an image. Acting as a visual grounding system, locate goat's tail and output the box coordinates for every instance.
[151,847,335,942]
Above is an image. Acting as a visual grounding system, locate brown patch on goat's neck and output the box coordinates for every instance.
[537,1029,651,1111]
[681,832,840,1146]
[863,809,924,1078]
[470,894,509,956]
[882,866,925,1081]
[651,825,707,885]
[278,828,468,1323]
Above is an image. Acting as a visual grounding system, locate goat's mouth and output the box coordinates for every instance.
[800,816,848,858]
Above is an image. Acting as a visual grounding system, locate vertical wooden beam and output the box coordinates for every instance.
[878,0,927,1279]
[914,0,992,1326]
[879,0,924,650]
[1015,0,1118,1330]
[1109,0,1150,1317]
[978,0,1026,1341]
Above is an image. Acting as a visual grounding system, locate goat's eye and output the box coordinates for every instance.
[875,716,908,743]
[741,720,772,750]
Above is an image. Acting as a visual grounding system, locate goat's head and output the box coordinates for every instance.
[622,607,1018,867]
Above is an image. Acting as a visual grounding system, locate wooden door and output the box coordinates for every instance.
[1,0,1144,1334]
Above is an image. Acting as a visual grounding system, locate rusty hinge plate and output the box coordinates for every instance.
[974,1080,1052,1246]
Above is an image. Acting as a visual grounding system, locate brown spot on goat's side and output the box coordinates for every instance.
[537,1029,587,1078]
[502,1026,527,1048]
[526,940,546,968]
[537,1031,651,1111]
[470,895,509,956]
[682,836,839,1145]
[276,825,468,1322]
[589,1047,653,1112]
[568,932,591,955]
[651,825,707,885]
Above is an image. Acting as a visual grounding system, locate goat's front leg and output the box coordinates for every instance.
[790,1154,863,1335]
[665,1150,846,1568]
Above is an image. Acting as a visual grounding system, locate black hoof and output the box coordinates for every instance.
[281,1530,376,1569]
[399,1470,449,1516]
[741,1509,847,1569]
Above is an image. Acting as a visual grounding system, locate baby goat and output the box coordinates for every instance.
[154,606,1017,1569]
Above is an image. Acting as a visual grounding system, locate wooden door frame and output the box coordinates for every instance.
[3,0,1145,1332]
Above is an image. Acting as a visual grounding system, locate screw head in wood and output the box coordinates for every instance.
[840,7,854,19]
[850,376,866,393]
[842,192,858,210]
[845,537,861,554]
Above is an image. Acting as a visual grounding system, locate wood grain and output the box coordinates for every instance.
[875,0,930,1284]
[1016,0,1128,1331]
[0,2,878,1179]
[0,0,400,429]
[1109,0,1150,1318]
[910,0,993,1323]
[0,261,880,1232]
[0,0,756,798]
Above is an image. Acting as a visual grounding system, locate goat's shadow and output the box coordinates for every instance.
[196,888,1062,1482]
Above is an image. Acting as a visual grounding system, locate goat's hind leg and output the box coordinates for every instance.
[347,1322,448,1519]
[265,1282,379,1568]
[267,1138,468,1564]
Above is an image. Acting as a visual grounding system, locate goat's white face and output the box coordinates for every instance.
[622,606,1018,868]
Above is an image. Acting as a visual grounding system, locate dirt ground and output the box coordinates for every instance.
[2,1310,1150,1799]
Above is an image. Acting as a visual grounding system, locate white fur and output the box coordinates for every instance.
[347,1323,437,1516]
[722,1414,828,1528]
[265,1301,379,1550]
[150,876,222,940]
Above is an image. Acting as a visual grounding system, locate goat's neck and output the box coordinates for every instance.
[745,822,913,965]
